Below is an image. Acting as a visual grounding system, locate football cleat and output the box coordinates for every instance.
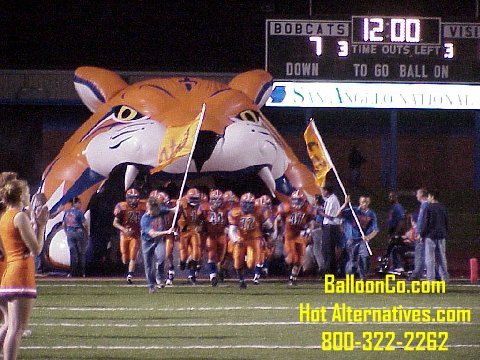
[167,270,175,284]
[288,276,297,286]
[211,276,218,287]
[262,267,269,277]
[218,269,225,282]
[239,280,247,289]
[188,276,197,285]
[126,274,133,284]
[253,273,260,285]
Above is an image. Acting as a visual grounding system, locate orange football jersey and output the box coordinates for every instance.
[228,206,265,240]
[278,202,313,236]
[200,203,228,236]
[113,200,147,237]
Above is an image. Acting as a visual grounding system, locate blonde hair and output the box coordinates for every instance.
[0,172,17,186]
[0,179,28,206]
[0,172,19,212]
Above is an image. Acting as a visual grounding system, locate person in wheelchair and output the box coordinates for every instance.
[378,212,417,276]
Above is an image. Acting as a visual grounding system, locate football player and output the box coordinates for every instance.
[223,191,239,211]
[228,192,271,289]
[113,188,146,284]
[277,189,314,285]
[255,195,277,282]
[177,188,203,284]
[199,189,229,286]
[218,190,239,281]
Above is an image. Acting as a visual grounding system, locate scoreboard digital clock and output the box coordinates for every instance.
[266,16,480,83]
[351,16,441,44]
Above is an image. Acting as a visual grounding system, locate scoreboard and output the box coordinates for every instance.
[266,17,480,83]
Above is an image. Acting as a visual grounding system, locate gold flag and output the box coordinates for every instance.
[151,112,202,174]
[303,120,333,187]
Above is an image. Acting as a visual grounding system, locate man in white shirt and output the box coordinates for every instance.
[317,183,342,276]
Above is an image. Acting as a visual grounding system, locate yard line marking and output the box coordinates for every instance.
[37,283,480,288]
[21,344,480,350]
[29,321,478,327]
[37,306,293,311]
[35,305,480,311]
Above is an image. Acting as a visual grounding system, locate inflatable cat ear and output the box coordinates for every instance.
[230,70,319,200]
[229,69,273,107]
[74,67,128,112]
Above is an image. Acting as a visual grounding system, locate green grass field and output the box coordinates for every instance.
[16,278,480,360]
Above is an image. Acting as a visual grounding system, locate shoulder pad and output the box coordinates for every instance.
[114,202,127,214]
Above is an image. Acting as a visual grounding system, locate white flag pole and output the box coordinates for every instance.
[169,103,206,232]
[309,119,372,255]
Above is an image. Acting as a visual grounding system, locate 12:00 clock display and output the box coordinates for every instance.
[351,16,440,44]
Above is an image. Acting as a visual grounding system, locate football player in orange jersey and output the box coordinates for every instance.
[255,195,277,283]
[228,192,272,289]
[217,190,238,281]
[177,188,203,284]
[199,189,229,286]
[196,191,209,273]
[113,188,146,284]
[277,189,314,285]
[223,191,239,211]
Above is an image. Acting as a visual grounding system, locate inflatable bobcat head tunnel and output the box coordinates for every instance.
[40,67,319,270]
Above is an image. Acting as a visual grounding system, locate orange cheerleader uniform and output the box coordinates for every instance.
[0,256,6,282]
[0,209,36,299]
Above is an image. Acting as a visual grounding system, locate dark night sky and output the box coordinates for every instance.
[1,0,478,72]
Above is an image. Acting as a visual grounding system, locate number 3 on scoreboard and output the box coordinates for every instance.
[444,42,454,59]
[337,41,349,57]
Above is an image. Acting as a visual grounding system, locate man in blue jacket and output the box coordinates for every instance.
[419,190,449,282]
[336,195,379,280]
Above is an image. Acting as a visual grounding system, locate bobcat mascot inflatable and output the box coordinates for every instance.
[40,66,318,269]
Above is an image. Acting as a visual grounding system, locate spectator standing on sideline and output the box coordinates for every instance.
[411,188,429,280]
[337,195,379,280]
[387,192,406,237]
[419,190,449,282]
[63,197,88,277]
[316,183,342,276]
[348,145,366,189]
[386,191,407,272]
